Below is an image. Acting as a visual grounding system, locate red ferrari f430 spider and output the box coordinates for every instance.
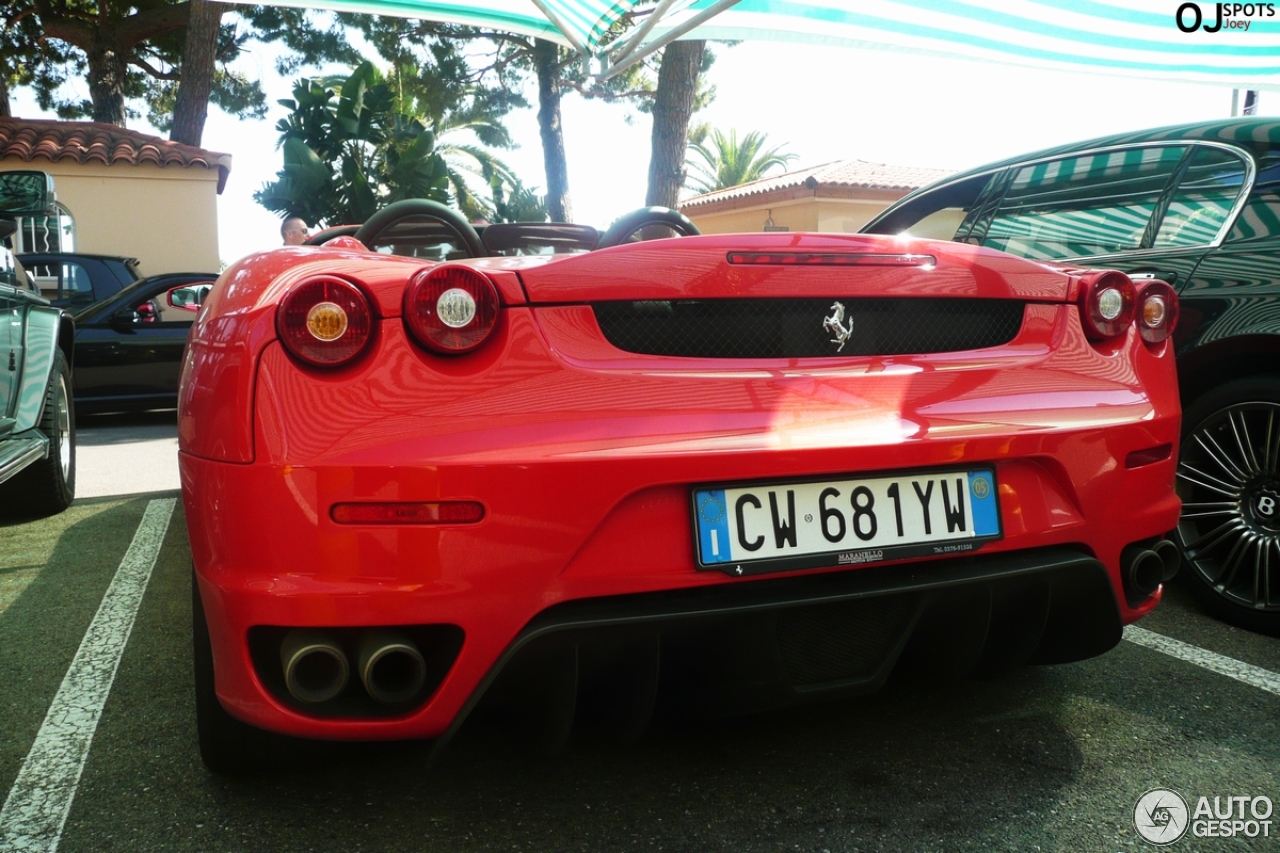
[180,203,1181,772]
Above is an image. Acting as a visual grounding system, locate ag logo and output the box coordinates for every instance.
[1134,788,1190,845]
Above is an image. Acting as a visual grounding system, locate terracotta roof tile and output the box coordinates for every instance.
[0,118,232,194]
[681,159,952,208]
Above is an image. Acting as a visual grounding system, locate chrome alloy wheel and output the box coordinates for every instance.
[1176,398,1280,620]
[54,372,71,482]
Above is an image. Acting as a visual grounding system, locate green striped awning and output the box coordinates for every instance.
[259,0,640,54]
[257,0,1280,91]
[656,0,1280,90]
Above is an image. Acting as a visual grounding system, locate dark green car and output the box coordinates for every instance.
[863,116,1280,636]
[0,170,76,517]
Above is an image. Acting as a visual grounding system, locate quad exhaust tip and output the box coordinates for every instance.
[358,630,428,704]
[281,629,350,704]
[280,629,429,705]
[1151,539,1181,581]
[1122,539,1181,603]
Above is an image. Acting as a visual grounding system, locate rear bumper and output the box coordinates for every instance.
[182,439,1179,742]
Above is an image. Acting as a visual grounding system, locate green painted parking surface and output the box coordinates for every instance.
[0,497,163,795]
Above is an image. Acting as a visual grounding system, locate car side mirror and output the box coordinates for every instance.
[166,283,212,311]
[0,171,55,217]
[110,307,140,329]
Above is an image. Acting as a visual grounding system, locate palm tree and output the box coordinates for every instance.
[685,128,798,195]
[387,62,527,222]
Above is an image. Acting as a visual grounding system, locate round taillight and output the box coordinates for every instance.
[1080,271,1136,340]
[277,277,373,367]
[403,266,499,354]
[1136,280,1179,344]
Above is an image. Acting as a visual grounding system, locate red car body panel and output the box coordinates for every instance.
[180,232,1180,743]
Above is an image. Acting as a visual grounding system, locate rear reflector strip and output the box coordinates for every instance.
[1125,444,1173,469]
[330,502,485,525]
[727,252,936,267]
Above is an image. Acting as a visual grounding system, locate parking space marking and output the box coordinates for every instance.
[1124,625,1280,697]
[0,498,176,853]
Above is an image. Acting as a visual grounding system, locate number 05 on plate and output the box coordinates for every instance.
[693,468,1002,575]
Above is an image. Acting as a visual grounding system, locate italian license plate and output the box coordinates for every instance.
[693,468,1001,575]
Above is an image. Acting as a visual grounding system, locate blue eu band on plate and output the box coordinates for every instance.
[694,469,1001,575]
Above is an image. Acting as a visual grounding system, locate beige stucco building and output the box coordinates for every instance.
[0,118,230,275]
[679,160,951,235]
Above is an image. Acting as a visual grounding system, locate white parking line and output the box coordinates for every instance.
[0,498,176,853]
[1124,625,1280,697]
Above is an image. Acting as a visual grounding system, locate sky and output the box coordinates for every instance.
[11,34,1275,267]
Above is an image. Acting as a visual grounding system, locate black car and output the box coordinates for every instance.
[72,272,217,414]
[0,171,76,517]
[18,252,141,309]
[863,116,1280,635]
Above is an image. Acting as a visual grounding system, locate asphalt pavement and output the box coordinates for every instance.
[74,411,181,498]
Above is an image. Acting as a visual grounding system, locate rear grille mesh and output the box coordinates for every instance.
[594,298,1025,358]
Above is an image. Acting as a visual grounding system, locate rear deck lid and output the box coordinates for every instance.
[514,233,1073,304]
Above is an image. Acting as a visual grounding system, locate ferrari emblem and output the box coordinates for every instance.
[823,301,853,352]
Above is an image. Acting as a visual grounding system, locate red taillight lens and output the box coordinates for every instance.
[1135,280,1179,344]
[403,266,499,354]
[277,277,373,367]
[1079,271,1136,340]
[330,501,485,525]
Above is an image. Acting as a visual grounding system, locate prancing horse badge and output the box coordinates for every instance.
[823,301,853,352]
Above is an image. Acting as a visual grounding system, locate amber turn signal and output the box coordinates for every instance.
[1135,280,1179,344]
[277,277,373,367]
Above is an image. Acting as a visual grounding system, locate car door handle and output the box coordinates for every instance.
[1127,270,1178,285]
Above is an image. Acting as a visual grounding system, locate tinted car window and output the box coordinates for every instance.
[861,174,992,241]
[25,260,95,305]
[1227,150,1280,242]
[982,146,1190,260]
[1154,146,1248,248]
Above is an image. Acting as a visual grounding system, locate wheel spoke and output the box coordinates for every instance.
[1179,501,1237,520]
[1268,540,1280,608]
[1215,532,1253,590]
[1193,430,1249,485]
[1249,535,1265,606]
[1265,408,1278,474]
[1177,462,1243,499]
[1229,410,1262,476]
[1254,540,1269,609]
[1271,409,1280,477]
[1184,516,1246,556]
